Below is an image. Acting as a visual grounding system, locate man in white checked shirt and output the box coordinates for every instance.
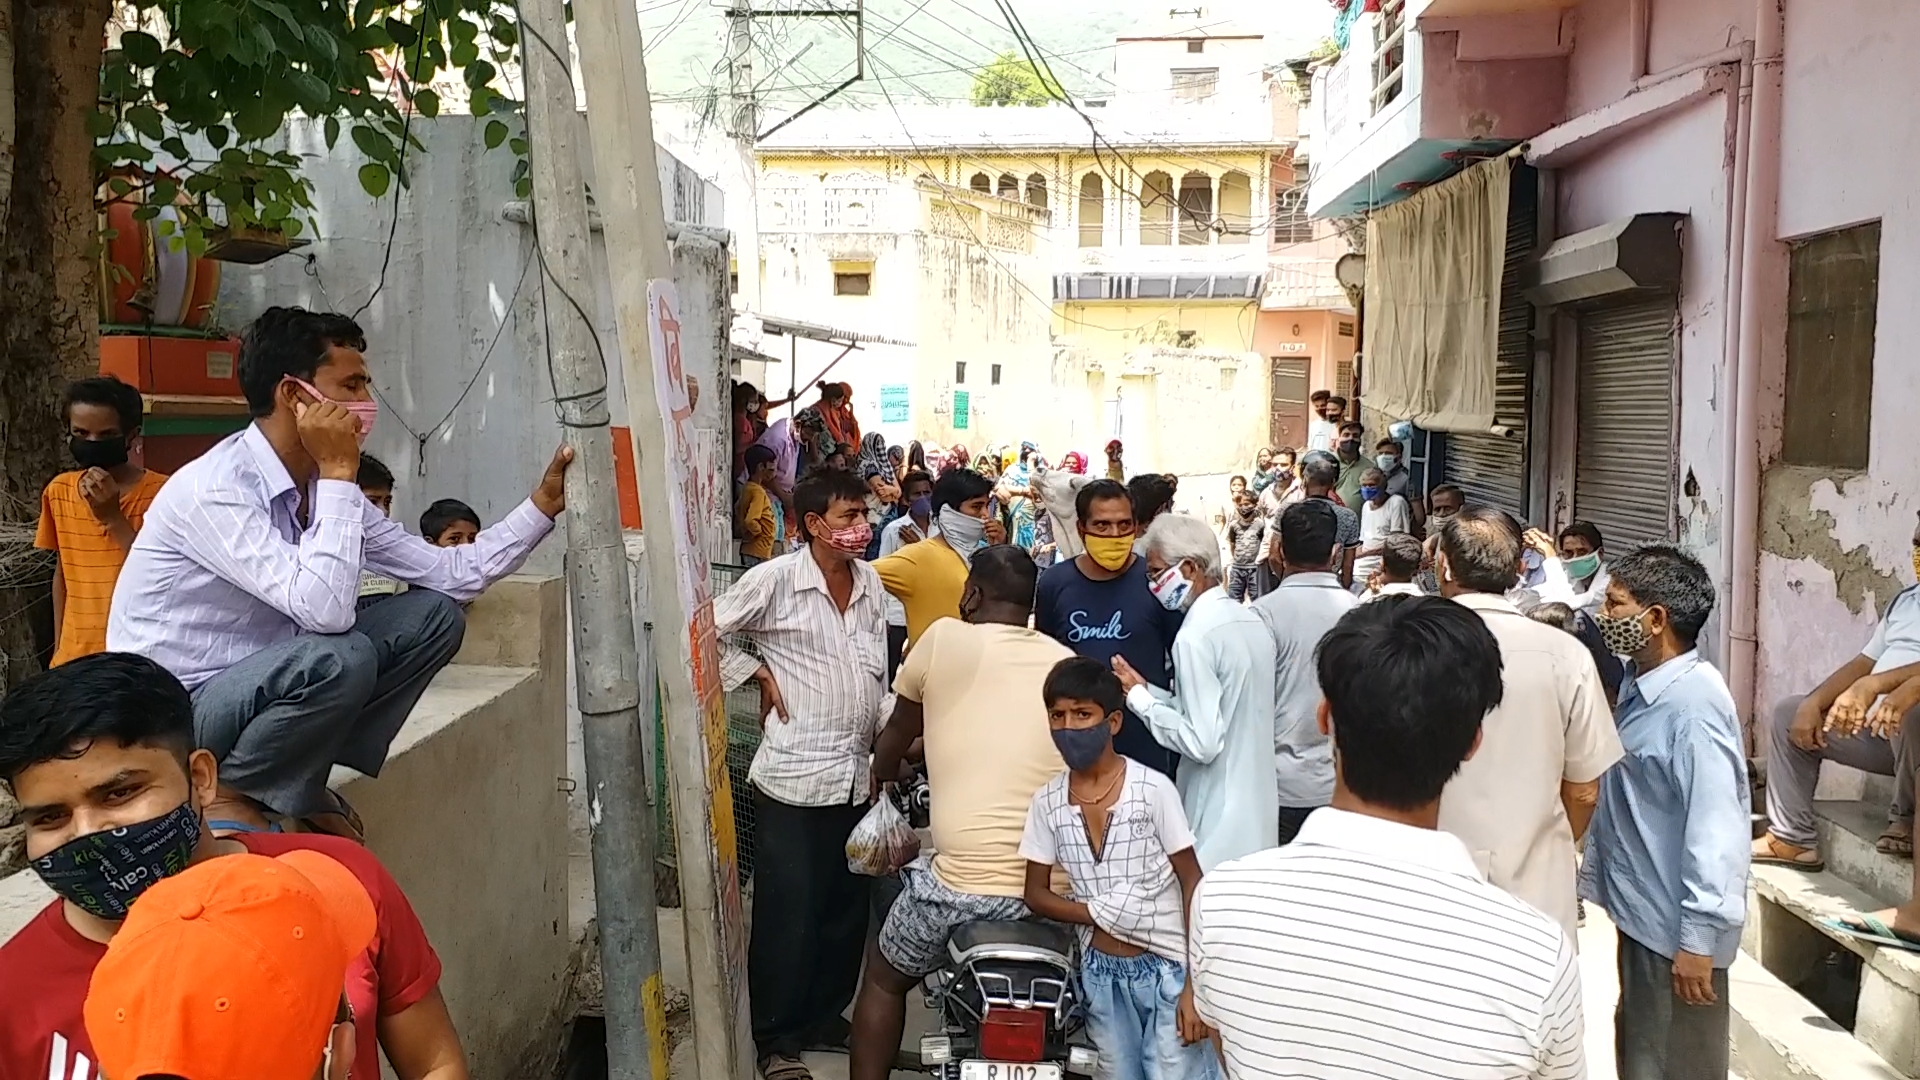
[1187,596,1585,1080]
[106,308,569,841]
[714,467,891,1080]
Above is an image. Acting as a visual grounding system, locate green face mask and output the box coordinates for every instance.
[1565,552,1602,580]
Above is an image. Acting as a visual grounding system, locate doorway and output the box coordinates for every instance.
[1269,357,1310,451]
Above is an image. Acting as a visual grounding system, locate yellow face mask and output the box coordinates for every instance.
[1911,544,1920,584]
[1084,533,1136,572]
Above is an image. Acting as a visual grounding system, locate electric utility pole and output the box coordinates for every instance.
[516,0,670,1078]
[725,6,762,313]
[569,0,757,1078]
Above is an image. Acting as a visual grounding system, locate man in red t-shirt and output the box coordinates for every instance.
[0,652,467,1080]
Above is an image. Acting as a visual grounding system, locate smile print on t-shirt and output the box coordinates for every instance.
[1065,610,1131,643]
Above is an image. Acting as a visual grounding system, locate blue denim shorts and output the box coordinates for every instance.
[1080,949,1219,1080]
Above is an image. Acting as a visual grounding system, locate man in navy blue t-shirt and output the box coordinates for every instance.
[1034,478,1183,776]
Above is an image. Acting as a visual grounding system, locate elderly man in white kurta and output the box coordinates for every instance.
[1111,512,1279,870]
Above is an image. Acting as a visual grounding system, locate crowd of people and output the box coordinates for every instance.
[717,380,1777,1080]
[0,331,1907,1080]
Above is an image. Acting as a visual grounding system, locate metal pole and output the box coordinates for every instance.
[568,0,757,1076]
[515,2,668,1078]
[726,5,763,312]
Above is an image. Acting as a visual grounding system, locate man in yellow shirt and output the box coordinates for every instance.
[872,468,1002,646]
[35,376,168,666]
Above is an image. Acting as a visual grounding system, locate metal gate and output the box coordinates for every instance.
[1443,165,1536,518]
[1575,299,1678,549]
[1270,357,1310,450]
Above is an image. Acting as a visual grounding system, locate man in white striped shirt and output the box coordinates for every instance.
[714,467,890,1080]
[1188,595,1585,1080]
[106,308,567,841]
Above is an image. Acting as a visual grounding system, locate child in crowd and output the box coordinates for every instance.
[1224,491,1267,603]
[1021,658,1215,1080]
[1227,474,1247,500]
[736,445,779,566]
[356,455,405,605]
[35,376,169,666]
[421,498,481,546]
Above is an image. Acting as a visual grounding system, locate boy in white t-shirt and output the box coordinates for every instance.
[1020,658,1216,1080]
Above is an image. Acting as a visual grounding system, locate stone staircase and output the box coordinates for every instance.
[1739,771,1920,1079]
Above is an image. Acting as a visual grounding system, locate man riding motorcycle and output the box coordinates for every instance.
[849,546,1075,1080]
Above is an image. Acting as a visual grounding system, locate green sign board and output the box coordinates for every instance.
[952,390,970,430]
[880,384,910,423]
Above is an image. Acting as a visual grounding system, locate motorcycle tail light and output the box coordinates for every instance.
[979,1009,1045,1062]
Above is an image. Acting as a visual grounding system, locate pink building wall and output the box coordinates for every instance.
[1542,0,1915,724]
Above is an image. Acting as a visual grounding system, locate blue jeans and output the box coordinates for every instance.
[1081,949,1219,1080]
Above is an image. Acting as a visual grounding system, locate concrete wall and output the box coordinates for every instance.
[218,114,726,572]
[1542,0,1920,727]
[0,575,573,1080]
[1755,0,1920,712]
[340,575,570,1080]
[1112,34,1270,108]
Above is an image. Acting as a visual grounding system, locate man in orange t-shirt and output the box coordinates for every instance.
[34,376,167,665]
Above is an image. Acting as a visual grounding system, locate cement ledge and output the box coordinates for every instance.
[1729,950,1907,1080]
[1750,863,1920,996]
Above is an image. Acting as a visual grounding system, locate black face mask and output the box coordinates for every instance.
[70,435,129,469]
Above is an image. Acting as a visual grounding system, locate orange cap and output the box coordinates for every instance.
[84,851,378,1080]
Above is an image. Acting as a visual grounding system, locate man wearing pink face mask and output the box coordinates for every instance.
[106,306,572,841]
[712,467,890,1080]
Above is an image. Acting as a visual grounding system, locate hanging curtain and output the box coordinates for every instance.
[1362,156,1514,433]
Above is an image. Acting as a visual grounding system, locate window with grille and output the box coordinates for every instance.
[955,361,967,384]
[1372,0,1407,114]
[991,364,1003,385]
[1272,164,1312,246]
[832,260,873,296]
[1172,68,1219,102]
[1186,39,1204,53]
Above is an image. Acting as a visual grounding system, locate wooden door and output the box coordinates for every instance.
[1269,357,1310,451]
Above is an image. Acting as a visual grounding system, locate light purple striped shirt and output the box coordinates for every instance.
[107,424,554,689]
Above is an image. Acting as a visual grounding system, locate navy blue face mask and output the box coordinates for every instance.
[32,800,201,920]
[1051,725,1111,771]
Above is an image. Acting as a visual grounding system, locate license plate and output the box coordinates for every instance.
[960,1061,1061,1080]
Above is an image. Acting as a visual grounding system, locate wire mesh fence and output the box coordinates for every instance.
[653,562,764,902]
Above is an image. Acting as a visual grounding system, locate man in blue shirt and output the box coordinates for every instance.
[1034,479,1182,776]
[1580,545,1749,1080]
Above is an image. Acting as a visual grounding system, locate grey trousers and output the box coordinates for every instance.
[1765,692,1917,846]
[1615,932,1729,1080]
[192,589,467,818]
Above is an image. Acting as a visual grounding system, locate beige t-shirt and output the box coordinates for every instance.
[1439,592,1624,940]
[894,617,1073,898]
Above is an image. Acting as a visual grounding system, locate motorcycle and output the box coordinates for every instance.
[899,771,1096,1080]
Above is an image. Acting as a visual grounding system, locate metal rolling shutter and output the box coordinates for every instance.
[1443,166,1536,518]
[1575,300,1677,549]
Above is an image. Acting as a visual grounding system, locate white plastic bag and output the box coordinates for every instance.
[845,795,920,876]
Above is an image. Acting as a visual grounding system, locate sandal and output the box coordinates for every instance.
[760,1054,813,1080]
[1878,824,1915,859]
[1824,914,1920,953]
[1752,833,1824,872]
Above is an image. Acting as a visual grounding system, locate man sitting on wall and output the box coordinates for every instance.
[107,306,572,840]
[1754,511,1920,868]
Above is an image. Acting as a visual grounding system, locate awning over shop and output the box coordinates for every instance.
[1525,213,1684,308]
[1362,155,1515,434]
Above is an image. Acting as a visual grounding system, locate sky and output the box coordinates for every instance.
[633,0,1336,119]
